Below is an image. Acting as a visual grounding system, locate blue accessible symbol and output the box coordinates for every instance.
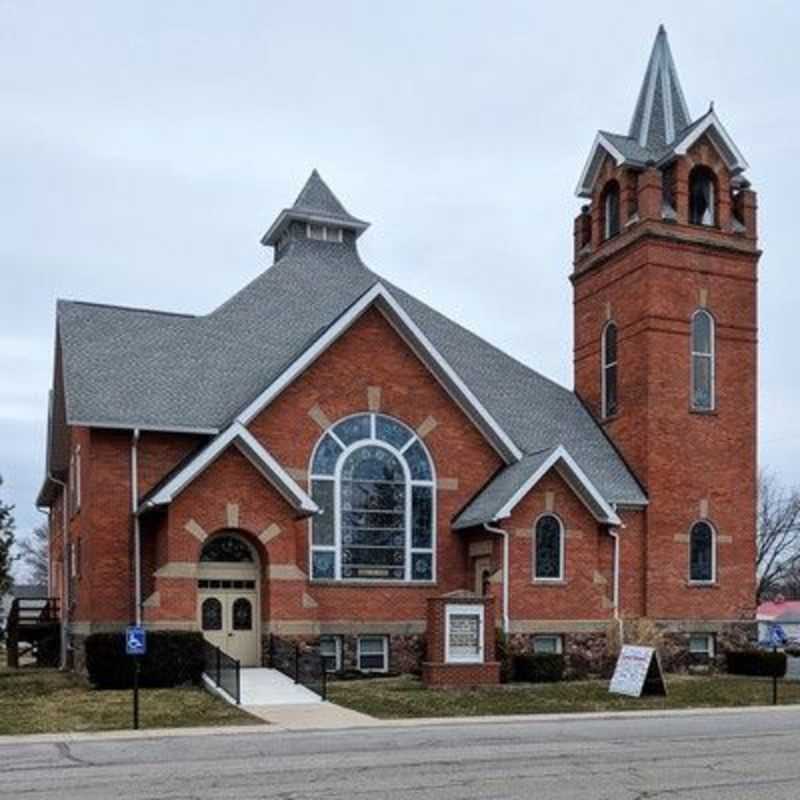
[126,626,147,656]
[770,624,788,648]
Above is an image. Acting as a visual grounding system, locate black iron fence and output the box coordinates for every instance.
[269,635,326,700]
[203,640,241,705]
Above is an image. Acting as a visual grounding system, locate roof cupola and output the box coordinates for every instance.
[261,169,370,261]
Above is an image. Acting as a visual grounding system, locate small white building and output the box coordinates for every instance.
[757,599,800,643]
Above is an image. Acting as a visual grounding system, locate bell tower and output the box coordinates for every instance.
[572,27,759,623]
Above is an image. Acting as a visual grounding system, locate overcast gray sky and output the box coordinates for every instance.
[2,1,798,562]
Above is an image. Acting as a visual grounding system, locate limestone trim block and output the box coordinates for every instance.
[226,502,240,529]
[437,477,459,491]
[468,541,493,558]
[286,467,308,481]
[545,491,556,512]
[302,592,319,609]
[489,568,503,584]
[565,529,584,540]
[593,570,608,585]
[718,534,733,544]
[154,562,198,578]
[416,415,438,439]
[308,404,332,431]
[258,523,283,545]
[268,564,307,581]
[142,591,161,608]
[184,519,208,543]
[673,533,690,543]
[699,498,710,518]
[367,386,382,411]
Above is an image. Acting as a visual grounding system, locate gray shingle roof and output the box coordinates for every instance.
[54,228,646,510]
[627,25,691,154]
[452,449,555,529]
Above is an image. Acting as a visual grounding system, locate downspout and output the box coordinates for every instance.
[609,505,624,645]
[483,523,510,634]
[46,474,69,669]
[131,429,142,626]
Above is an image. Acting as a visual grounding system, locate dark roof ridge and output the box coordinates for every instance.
[57,298,196,319]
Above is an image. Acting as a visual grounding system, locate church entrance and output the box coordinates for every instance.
[197,533,261,667]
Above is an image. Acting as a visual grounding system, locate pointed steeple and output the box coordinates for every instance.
[261,169,370,250]
[628,25,691,150]
[291,169,353,219]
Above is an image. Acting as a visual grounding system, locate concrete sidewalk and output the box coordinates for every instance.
[1,701,799,746]
[244,701,377,728]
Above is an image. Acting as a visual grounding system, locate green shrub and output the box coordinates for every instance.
[726,649,786,678]
[512,653,565,683]
[85,631,205,689]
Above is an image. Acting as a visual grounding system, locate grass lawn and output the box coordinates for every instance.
[0,667,262,735]
[328,674,800,719]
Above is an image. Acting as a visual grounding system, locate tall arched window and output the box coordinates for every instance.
[602,181,621,240]
[689,167,716,226]
[534,514,564,581]
[601,321,618,418]
[689,520,716,583]
[309,413,435,582]
[691,310,715,411]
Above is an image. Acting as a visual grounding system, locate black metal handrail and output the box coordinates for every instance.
[269,635,326,700]
[202,640,241,705]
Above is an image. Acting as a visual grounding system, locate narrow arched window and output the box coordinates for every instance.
[309,413,435,582]
[689,521,716,583]
[689,167,716,226]
[601,322,618,418]
[691,310,715,411]
[534,514,564,581]
[602,181,621,240]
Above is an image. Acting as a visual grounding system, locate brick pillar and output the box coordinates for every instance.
[637,167,663,221]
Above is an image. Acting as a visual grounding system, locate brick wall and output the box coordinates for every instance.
[573,141,759,624]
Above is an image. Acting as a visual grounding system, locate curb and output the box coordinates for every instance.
[0,702,798,746]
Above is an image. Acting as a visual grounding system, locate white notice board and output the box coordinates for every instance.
[609,645,667,697]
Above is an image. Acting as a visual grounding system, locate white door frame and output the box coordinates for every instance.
[197,534,261,667]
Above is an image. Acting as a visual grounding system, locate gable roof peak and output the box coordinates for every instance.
[628,25,691,150]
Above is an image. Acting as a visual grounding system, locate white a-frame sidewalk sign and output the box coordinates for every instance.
[609,645,667,697]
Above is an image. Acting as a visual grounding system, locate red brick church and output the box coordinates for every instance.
[39,27,759,676]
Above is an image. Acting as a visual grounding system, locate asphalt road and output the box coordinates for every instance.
[1,709,800,799]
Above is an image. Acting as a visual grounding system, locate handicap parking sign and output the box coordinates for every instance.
[126,626,147,656]
[770,624,788,648]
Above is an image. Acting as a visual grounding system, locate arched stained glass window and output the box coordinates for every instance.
[691,310,715,411]
[232,598,253,631]
[602,322,618,418]
[201,598,222,631]
[309,413,435,582]
[689,521,716,583]
[534,514,564,581]
[200,535,254,563]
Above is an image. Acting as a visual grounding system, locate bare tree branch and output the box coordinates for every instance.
[757,469,800,601]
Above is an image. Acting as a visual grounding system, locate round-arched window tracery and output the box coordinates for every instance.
[309,413,435,582]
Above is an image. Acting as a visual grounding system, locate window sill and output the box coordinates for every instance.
[687,581,719,589]
[310,580,438,588]
[532,578,568,587]
[689,409,718,417]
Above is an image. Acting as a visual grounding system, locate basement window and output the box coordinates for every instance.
[689,633,715,659]
[320,635,342,672]
[533,634,563,654]
[357,635,388,672]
